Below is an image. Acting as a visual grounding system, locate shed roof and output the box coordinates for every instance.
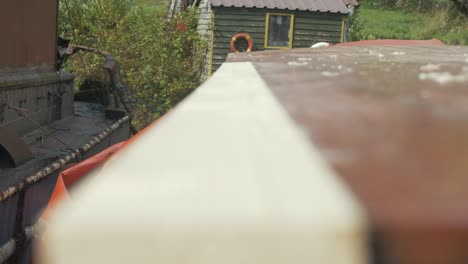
[209,0,349,13]
[341,0,359,6]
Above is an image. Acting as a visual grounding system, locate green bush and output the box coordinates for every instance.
[59,0,206,129]
[365,0,448,11]
[451,0,468,15]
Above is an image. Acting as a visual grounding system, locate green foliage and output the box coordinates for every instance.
[350,0,468,45]
[59,0,206,129]
[364,0,449,11]
[451,0,468,15]
[144,0,168,8]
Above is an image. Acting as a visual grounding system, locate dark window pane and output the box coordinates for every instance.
[268,15,291,47]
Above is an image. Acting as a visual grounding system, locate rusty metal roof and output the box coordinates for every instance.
[209,0,349,13]
[0,0,57,72]
[227,45,468,264]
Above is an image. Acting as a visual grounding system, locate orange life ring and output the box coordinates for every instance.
[230,33,254,52]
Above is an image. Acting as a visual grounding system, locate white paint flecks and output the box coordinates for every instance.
[368,49,384,58]
[420,64,441,71]
[419,72,468,84]
[288,61,309,66]
[321,71,341,77]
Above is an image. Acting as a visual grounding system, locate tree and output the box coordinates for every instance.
[451,0,468,15]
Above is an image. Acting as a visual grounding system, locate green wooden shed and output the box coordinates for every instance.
[196,0,356,76]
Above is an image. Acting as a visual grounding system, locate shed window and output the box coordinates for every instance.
[265,14,294,48]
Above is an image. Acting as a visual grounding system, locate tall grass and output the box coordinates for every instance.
[144,0,168,10]
[351,1,468,45]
